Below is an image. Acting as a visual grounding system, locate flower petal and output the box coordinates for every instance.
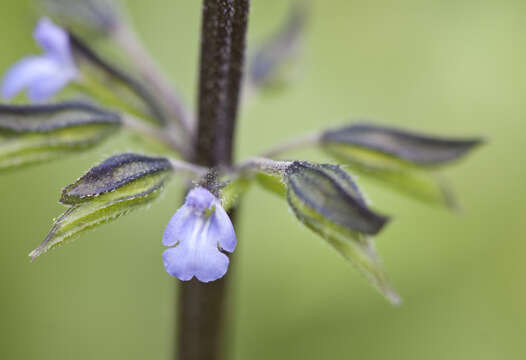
[210,204,237,253]
[33,18,72,63]
[163,246,194,281]
[27,68,75,102]
[162,206,195,247]
[162,239,229,283]
[193,245,229,282]
[2,56,59,100]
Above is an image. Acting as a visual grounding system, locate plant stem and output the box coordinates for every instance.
[177,1,249,360]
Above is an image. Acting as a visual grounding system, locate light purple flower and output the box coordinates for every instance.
[1,18,78,102]
[162,187,237,283]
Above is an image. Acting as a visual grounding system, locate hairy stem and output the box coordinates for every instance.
[177,1,250,360]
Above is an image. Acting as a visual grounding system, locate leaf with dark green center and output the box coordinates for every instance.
[284,161,389,235]
[61,153,172,204]
[322,123,483,167]
[0,102,121,171]
[30,153,173,260]
[282,161,399,304]
[321,123,483,207]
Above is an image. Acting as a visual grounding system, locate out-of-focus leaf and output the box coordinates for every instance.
[0,102,120,171]
[248,2,307,90]
[68,32,167,126]
[342,158,455,208]
[322,123,483,167]
[29,153,173,260]
[41,0,121,37]
[321,123,483,207]
[283,161,399,304]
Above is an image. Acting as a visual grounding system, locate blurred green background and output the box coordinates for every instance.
[1,0,524,359]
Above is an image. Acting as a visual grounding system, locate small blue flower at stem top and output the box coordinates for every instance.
[1,18,78,102]
[163,187,237,283]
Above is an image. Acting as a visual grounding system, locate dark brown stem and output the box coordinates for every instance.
[177,1,249,360]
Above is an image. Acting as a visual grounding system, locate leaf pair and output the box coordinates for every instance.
[0,102,121,171]
[30,153,173,260]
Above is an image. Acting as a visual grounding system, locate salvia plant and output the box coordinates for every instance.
[1,0,484,359]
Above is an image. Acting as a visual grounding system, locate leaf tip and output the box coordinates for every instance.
[385,288,402,306]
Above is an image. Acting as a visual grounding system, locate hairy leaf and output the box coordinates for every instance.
[284,161,389,235]
[255,172,286,197]
[219,176,252,212]
[61,153,172,204]
[0,102,120,170]
[284,161,398,304]
[322,123,483,167]
[321,123,482,207]
[30,153,173,259]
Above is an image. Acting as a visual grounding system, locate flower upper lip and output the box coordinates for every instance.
[1,17,78,102]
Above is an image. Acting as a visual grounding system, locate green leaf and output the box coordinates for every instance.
[284,161,389,235]
[61,153,172,204]
[284,161,399,304]
[321,123,483,207]
[0,102,121,171]
[323,144,456,208]
[322,123,483,167]
[42,0,121,37]
[248,2,307,90]
[255,172,286,197]
[69,32,167,126]
[29,153,173,260]
[239,159,398,302]
[219,176,252,212]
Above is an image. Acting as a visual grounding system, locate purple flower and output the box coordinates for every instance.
[1,18,77,102]
[162,187,236,282]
